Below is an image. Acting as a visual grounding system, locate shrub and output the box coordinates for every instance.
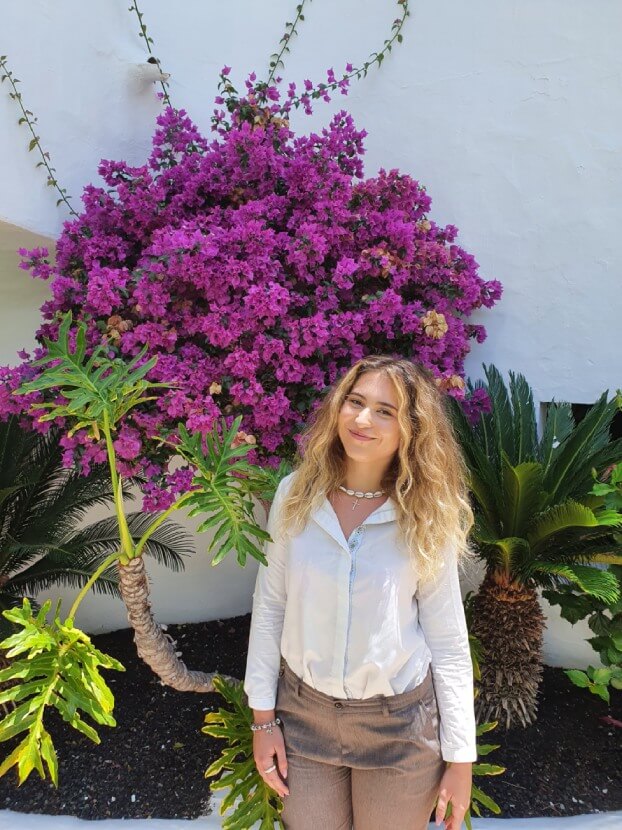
[1,84,501,508]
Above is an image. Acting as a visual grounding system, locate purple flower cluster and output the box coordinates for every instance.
[1,75,501,505]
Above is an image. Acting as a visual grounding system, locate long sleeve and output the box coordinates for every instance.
[243,478,289,710]
[416,547,477,762]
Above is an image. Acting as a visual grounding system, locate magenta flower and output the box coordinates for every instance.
[2,74,501,504]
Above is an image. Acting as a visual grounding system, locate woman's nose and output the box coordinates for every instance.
[355,407,373,425]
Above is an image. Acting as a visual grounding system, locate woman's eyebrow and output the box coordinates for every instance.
[349,391,397,410]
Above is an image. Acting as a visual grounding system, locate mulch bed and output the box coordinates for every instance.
[0,613,620,821]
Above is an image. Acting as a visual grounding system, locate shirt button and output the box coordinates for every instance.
[334,701,343,709]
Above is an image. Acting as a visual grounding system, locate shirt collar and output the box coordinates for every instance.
[311,494,398,550]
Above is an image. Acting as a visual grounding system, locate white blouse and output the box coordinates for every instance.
[244,472,477,763]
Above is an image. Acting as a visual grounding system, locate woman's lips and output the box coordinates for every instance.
[348,429,375,441]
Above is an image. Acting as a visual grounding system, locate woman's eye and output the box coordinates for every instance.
[346,397,392,417]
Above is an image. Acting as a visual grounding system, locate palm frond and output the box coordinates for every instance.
[447,396,503,530]
[528,501,600,547]
[0,416,36,490]
[500,457,545,537]
[531,562,620,604]
[508,370,538,462]
[16,467,123,546]
[126,511,193,571]
[58,512,191,573]
[8,563,120,600]
[544,393,618,505]
[483,365,515,469]
[529,524,621,564]
[471,536,531,573]
[560,437,622,505]
[539,401,574,469]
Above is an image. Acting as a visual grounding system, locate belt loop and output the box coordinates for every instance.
[382,699,390,717]
[296,679,302,697]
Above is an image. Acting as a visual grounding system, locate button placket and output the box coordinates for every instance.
[343,525,365,698]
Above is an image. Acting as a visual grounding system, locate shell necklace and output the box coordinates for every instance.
[338,485,385,511]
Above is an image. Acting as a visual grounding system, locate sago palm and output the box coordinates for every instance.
[448,366,622,728]
[0,414,191,638]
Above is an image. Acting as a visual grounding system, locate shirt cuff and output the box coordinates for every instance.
[247,696,277,711]
[441,745,477,763]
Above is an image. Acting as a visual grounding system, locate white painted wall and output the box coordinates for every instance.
[1,1,619,667]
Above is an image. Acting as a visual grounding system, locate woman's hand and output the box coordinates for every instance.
[253,727,290,799]
[435,761,472,829]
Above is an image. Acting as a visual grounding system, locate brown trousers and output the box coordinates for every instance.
[275,660,446,830]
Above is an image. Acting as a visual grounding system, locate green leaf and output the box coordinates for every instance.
[471,783,502,813]
[535,563,619,603]
[500,458,545,537]
[39,728,58,786]
[565,669,590,688]
[473,762,505,776]
[0,598,122,784]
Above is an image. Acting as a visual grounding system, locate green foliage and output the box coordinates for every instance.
[203,675,284,830]
[15,313,278,568]
[162,420,277,567]
[0,54,77,215]
[544,462,622,701]
[3,313,280,785]
[563,666,622,704]
[464,591,483,680]
[15,312,163,439]
[0,598,123,785]
[0,415,191,638]
[545,563,622,702]
[464,720,505,828]
[128,1,172,106]
[449,366,622,601]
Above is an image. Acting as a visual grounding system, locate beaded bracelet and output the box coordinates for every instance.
[250,717,282,734]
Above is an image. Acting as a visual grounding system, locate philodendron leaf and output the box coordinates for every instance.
[202,674,285,830]
[0,598,124,785]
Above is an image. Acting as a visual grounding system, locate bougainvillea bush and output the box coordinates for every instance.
[0,76,501,508]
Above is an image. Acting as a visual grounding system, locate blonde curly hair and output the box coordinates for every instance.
[277,355,474,580]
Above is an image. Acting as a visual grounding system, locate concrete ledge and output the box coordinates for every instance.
[1,799,620,830]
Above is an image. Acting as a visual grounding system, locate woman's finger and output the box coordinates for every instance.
[274,742,288,781]
[435,789,449,825]
[262,770,288,798]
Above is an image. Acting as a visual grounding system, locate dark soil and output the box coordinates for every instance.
[0,613,620,821]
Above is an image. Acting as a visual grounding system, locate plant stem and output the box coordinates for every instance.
[102,410,134,560]
[0,55,78,218]
[285,0,410,109]
[133,491,194,558]
[267,0,311,86]
[128,2,172,107]
[68,550,121,621]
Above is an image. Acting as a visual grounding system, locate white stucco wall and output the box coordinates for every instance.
[1,1,620,668]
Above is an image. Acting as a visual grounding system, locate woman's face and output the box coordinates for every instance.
[337,370,402,468]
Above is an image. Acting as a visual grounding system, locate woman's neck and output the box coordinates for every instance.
[341,463,386,493]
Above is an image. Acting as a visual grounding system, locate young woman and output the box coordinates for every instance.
[244,355,476,830]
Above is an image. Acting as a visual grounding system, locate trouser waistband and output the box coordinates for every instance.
[279,658,434,716]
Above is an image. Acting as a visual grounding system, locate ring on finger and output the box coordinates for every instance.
[263,764,277,774]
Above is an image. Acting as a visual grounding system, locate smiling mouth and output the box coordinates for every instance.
[349,429,375,441]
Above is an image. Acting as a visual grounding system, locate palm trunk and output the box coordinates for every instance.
[471,569,545,729]
[118,556,240,692]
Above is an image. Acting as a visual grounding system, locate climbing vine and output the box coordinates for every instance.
[127,0,172,106]
[216,0,411,126]
[0,55,78,217]
[267,0,312,85]
[2,2,410,214]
